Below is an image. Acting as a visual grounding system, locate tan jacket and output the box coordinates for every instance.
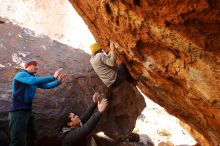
[90,50,117,87]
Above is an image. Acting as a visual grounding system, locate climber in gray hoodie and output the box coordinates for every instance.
[90,42,136,98]
[60,92,108,146]
[90,42,136,88]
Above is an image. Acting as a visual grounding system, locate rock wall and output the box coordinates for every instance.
[0,19,145,146]
[68,0,220,145]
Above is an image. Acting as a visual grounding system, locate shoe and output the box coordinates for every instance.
[129,75,143,86]
[124,132,140,142]
[135,75,143,81]
[131,80,137,86]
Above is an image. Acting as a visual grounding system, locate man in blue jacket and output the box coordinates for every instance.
[9,58,67,146]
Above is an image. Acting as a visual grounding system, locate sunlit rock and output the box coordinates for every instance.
[69,0,220,145]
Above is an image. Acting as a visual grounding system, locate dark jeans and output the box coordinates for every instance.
[106,63,135,98]
[113,63,135,87]
[9,110,37,146]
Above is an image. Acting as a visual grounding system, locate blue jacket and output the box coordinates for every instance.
[10,70,61,111]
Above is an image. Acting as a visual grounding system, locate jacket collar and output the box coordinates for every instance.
[21,69,35,76]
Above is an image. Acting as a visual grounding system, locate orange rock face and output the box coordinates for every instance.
[69,0,220,145]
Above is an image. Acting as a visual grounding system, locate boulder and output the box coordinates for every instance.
[69,0,220,145]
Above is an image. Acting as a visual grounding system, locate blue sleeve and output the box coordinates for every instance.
[15,71,55,85]
[37,80,61,89]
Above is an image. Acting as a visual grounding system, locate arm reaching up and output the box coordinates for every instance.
[80,92,100,124]
[98,98,108,113]
[62,98,108,145]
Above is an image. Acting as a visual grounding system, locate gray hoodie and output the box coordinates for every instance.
[90,50,117,87]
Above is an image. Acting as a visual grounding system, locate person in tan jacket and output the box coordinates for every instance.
[90,42,136,97]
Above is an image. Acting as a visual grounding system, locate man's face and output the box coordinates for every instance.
[27,64,38,74]
[68,113,81,128]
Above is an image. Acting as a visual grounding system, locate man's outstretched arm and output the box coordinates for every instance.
[63,99,108,145]
[80,103,97,124]
[15,71,55,85]
[37,73,67,89]
[80,92,100,124]
[37,80,61,89]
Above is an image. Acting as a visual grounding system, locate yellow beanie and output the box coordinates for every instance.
[90,43,101,55]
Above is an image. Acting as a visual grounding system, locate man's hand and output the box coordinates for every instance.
[92,92,99,103]
[54,68,63,79]
[58,74,68,83]
[98,98,108,113]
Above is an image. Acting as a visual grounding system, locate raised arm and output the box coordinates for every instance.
[37,80,61,89]
[80,92,100,124]
[15,71,55,85]
[100,42,117,67]
[63,99,108,145]
[80,103,97,124]
[37,74,67,89]
[100,50,116,67]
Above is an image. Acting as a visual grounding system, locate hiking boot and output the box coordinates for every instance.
[130,75,144,86]
[124,132,140,142]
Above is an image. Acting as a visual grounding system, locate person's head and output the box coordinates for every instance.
[24,58,38,74]
[90,43,102,55]
[64,112,81,128]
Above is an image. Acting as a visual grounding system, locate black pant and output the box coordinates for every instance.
[9,110,37,146]
[106,63,135,98]
[112,63,135,87]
